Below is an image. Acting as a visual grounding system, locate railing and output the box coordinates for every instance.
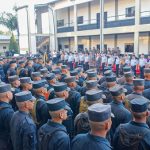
[104,14,135,28]
[140,11,150,24]
[57,22,74,33]
[77,19,100,31]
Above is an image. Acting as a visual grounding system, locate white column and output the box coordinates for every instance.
[74,4,78,51]
[134,0,141,56]
[100,0,104,53]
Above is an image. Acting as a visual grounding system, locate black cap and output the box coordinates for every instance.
[52,69,61,75]
[123,67,131,73]
[9,60,16,65]
[61,65,68,69]
[46,73,55,81]
[104,70,112,77]
[106,76,116,83]
[40,68,48,74]
[109,85,127,96]
[20,77,33,84]
[133,79,144,86]
[86,80,97,89]
[130,97,149,113]
[33,80,47,89]
[86,89,104,102]
[19,60,25,64]
[87,71,97,78]
[47,98,67,111]
[124,72,133,78]
[88,103,112,122]
[65,76,76,83]
[144,68,150,74]
[8,75,19,83]
[31,72,42,78]
[70,70,78,76]
[53,82,70,92]
[15,91,35,102]
[0,84,11,93]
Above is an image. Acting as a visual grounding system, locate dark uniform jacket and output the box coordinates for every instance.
[38,120,70,150]
[10,111,37,150]
[113,121,150,150]
[110,101,132,138]
[123,83,133,95]
[47,83,55,99]
[144,80,150,90]
[71,133,112,150]
[0,102,14,150]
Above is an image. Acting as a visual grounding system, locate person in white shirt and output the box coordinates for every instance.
[68,53,74,71]
[107,55,114,67]
[84,53,89,71]
[74,53,79,68]
[64,52,69,65]
[139,54,147,78]
[115,55,120,77]
[101,54,107,74]
[131,55,137,76]
[79,53,85,65]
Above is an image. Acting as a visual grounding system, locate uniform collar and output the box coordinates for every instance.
[112,101,123,106]
[87,133,112,148]
[47,119,66,130]
[36,95,46,100]
[0,101,12,108]
[130,121,149,129]
[132,92,143,95]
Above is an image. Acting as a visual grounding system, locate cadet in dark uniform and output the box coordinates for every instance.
[102,76,117,103]
[31,72,42,81]
[72,103,113,150]
[117,66,131,85]
[126,79,145,102]
[113,97,150,150]
[25,59,34,77]
[123,72,134,95]
[87,70,97,80]
[17,60,27,77]
[32,80,49,128]
[8,75,21,111]
[144,68,150,89]
[109,85,132,139]
[38,98,70,150]
[65,76,81,118]
[74,89,103,135]
[0,84,14,150]
[7,60,17,77]
[10,91,37,150]
[54,82,74,138]
[60,65,69,82]
[45,73,56,99]
[20,77,33,92]
[52,69,62,81]
[40,68,49,79]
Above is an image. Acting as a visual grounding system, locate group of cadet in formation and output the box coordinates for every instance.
[0,52,150,150]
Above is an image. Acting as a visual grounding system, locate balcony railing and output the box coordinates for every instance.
[140,11,150,24]
[77,19,100,31]
[57,23,74,33]
[104,14,135,28]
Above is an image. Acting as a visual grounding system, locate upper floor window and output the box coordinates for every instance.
[77,16,83,24]
[126,7,135,17]
[57,20,64,27]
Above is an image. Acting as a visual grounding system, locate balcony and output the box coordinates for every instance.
[104,14,135,28]
[77,19,100,31]
[57,23,74,33]
[140,11,150,24]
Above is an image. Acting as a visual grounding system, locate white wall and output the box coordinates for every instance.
[141,0,150,17]
[139,32,149,54]
[0,44,9,53]
[78,36,90,49]
[104,35,115,49]
[91,36,100,48]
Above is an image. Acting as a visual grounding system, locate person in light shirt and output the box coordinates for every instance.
[107,55,114,67]
[68,53,74,71]
[114,55,120,77]
[139,54,147,78]
[74,53,79,68]
[64,52,69,65]
[84,53,89,71]
[79,53,85,66]
[130,55,137,76]
[101,54,107,74]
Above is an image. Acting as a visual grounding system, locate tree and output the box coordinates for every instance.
[9,33,18,53]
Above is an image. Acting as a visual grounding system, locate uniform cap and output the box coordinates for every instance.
[109,85,127,96]
[104,70,112,77]
[87,71,97,78]
[133,79,144,86]
[88,103,113,122]
[65,76,76,83]
[33,80,47,89]
[124,72,133,78]
[53,82,70,92]
[130,97,149,113]
[144,68,150,74]
[15,91,35,102]
[47,98,68,111]
[20,77,33,84]
[8,75,19,83]
[31,72,42,78]
[123,67,131,73]
[86,80,97,89]
[46,73,55,81]
[106,76,116,83]
[52,69,61,75]
[40,68,48,74]
[70,70,78,76]
[0,84,11,93]
[61,65,68,69]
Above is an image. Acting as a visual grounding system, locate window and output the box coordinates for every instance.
[126,7,135,17]
[57,20,64,27]
[125,43,134,53]
[77,16,83,24]
[64,45,69,48]
[3,46,6,49]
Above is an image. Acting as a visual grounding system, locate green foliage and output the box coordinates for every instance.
[0,12,18,32]
[9,33,18,53]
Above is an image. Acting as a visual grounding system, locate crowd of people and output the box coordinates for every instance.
[0,50,150,150]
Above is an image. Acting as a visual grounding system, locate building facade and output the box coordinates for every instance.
[31,0,150,55]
